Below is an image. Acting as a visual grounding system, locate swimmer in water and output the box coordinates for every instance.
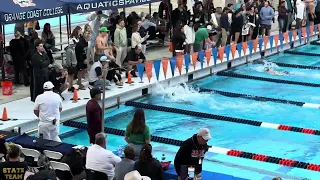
[170,92,194,105]
[264,67,289,76]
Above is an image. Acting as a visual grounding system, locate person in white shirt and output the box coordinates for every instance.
[33,81,62,142]
[184,19,195,54]
[86,133,121,180]
[296,0,306,29]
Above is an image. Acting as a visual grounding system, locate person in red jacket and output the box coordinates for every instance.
[86,88,103,144]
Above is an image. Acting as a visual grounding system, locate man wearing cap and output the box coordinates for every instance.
[114,19,127,67]
[174,128,212,180]
[34,81,63,142]
[66,38,79,92]
[48,63,68,100]
[95,27,110,62]
[86,87,103,144]
[88,56,111,89]
[194,25,215,52]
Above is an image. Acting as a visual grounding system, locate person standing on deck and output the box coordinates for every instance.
[94,27,110,62]
[86,87,103,144]
[34,81,62,142]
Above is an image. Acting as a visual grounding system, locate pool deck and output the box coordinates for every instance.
[0,32,318,133]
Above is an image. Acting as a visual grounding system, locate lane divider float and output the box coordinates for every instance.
[284,50,320,57]
[216,71,320,87]
[195,86,320,108]
[63,120,320,172]
[124,101,320,136]
[268,61,320,70]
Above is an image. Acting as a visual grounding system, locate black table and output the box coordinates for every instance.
[10,134,74,155]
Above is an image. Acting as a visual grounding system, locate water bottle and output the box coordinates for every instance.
[161,154,166,161]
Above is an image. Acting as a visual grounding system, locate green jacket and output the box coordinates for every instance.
[114,24,127,47]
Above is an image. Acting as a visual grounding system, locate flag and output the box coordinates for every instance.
[212,48,218,65]
[279,33,284,49]
[224,46,231,61]
[153,60,161,81]
[145,62,153,83]
[248,41,253,57]
[162,58,169,79]
[237,43,242,57]
[136,63,145,82]
[231,44,237,59]
[198,51,204,69]
[169,58,176,77]
[184,54,190,73]
[242,41,248,56]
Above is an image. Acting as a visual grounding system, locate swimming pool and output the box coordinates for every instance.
[58,44,320,179]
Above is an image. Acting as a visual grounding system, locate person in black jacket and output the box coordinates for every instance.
[171,3,189,30]
[75,35,89,89]
[48,63,67,100]
[31,39,50,101]
[172,23,186,56]
[174,128,212,180]
[134,144,163,180]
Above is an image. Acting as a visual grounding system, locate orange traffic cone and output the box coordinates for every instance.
[70,89,80,102]
[1,107,8,121]
[126,71,134,84]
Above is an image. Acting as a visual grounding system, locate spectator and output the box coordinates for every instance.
[231,9,244,44]
[14,23,25,36]
[124,170,151,180]
[296,0,306,30]
[172,3,189,29]
[48,63,68,100]
[131,25,149,51]
[123,45,146,78]
[86,11,108,50]
[86,87,102,144]
[220,7,230,46]
[9,31,28,85]
[115,145,136,180]
[0,144,27,180]
[34,81,62,142]
[26,170,57,180]
[158,0,173,21]
[86,133,121,179]
[141,14,157,39]
[75,33,90,90]
[31,39,50,101]
[278,1,289,33]
[172,23,186,56]
[259,1,275,36]
[106,60,123,86]
[174,128,212,180]
[25,21,38,36]
[41,23,55,50]
[194,25,215,52]
[58,148,87,180]
[88,56,111,89]
[125,108,151,157]
[66,38,78,92]
[95,27,111,62]
[137,20,149,54]
[114,19,128,67]
[184,19,195,54]
[134,144,164,180]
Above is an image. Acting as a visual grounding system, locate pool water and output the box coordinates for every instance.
[292,44,320,54]
[60,45,320,179]
[230,62,320,84]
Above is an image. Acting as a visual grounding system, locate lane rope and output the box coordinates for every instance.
[124,101,320,136]
[269,61,320,70]
[194,86,320,108]
[63,120,320,172]
[216,71,320,87]
[284,50,320,57]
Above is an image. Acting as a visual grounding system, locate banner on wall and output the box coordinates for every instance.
[0,0,68,24]
[153,60,161,81]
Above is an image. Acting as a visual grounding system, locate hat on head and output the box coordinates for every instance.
[43,81,54,90]
[124,170,151,180]
[90,87,102,98]
[99,27,109,32]
[100,56,109,62]
[197,128,212,141]
[206,25,213,31]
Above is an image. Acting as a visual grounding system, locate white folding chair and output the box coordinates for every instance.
[43,150,63,161]
[20,148,41,172]
[49,161,75,180]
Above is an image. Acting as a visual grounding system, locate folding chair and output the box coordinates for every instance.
[43,150,63,161]
[49,161,75,180]
[85,169,109,180]
[20,148,41,173]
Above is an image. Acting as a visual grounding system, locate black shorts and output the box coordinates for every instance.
[67,66,77,75]
[77,62,88,70]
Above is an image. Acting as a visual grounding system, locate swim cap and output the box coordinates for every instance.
[264,67,269,71]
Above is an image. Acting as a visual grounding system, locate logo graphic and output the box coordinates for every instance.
[13,0,36,7]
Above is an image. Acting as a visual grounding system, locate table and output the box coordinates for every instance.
[10,134,74,155]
